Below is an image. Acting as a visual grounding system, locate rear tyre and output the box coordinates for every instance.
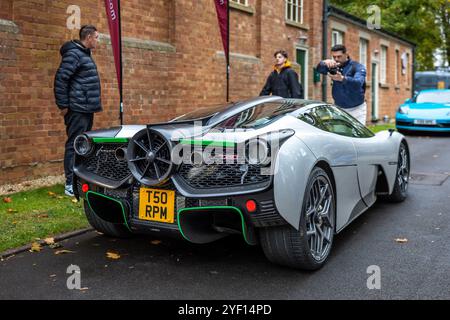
[84,201,133,238]
[259,167,335,270]
[385,141,410,202]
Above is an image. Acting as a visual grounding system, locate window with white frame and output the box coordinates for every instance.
[359,38,368,68]
[331,30,344,46]
[231,0,248,6]
[286,0,304,24]
[380,45,387,83]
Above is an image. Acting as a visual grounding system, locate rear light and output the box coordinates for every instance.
[246,200,257,213]
[82,184,89,193]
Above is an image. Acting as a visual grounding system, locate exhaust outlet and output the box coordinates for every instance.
[177,206,256,245]
[115,147,127,161]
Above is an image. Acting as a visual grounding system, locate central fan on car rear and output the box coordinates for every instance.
[127,128,173,186]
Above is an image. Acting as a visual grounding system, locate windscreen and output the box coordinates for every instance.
[416,91,450,104]
[171,103,235,122]
[215,102,306,130]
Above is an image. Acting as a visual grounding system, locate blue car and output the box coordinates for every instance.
[396,89,450,132]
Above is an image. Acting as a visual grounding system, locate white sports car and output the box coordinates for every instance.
[73,96,410,270]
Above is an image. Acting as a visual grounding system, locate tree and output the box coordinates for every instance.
[331,0,447,70]
[436,0,450,67]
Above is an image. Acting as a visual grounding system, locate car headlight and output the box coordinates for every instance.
[398,106,409,114]
[246,139,270,165]
[74,134,93,156]
[245,129,294,166]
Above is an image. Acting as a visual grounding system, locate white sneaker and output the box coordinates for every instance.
[65,184,74,197]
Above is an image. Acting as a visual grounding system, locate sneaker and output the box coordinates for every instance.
[65,184,74,197]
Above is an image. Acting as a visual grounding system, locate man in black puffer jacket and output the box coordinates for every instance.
[54,25,102,196]
[260,50,304,99]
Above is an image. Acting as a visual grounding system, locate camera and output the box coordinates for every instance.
[328,66,343,75]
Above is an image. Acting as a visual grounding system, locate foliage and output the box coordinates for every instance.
[331,0,449,70]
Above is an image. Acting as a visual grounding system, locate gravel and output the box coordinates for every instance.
[0,175,65,196]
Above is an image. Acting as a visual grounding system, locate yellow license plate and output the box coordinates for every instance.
[138,188,175,223]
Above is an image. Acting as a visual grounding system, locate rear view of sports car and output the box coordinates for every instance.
[73,96,410,270]
[396,89,450,132]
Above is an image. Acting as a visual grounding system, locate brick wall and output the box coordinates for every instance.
[327,15,414,121]
[0,0,413,185]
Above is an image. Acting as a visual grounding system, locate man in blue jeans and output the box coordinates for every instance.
[316,44,367,124]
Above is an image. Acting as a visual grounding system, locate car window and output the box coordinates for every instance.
[171,103,236,122]
[415,91,450,104]
[298,105,374,138]
[214,102,301,130]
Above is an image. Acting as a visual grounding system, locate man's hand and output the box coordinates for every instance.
[59,108,69,117]
[322,59,338,69]
[328,71,345,82]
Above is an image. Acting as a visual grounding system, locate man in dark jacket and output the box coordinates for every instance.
[54,25,101,196]
[260,50,304,99]
[316,44,367,124]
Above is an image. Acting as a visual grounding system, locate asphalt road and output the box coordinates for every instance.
[1,133,449,300]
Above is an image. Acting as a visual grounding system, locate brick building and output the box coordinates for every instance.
[326,6,416,123]
[0,0,414,184]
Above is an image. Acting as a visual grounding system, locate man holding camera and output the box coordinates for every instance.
[317,44,367,124]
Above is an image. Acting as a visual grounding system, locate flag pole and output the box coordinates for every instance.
[226,0,230,102]
[118,0,124,125]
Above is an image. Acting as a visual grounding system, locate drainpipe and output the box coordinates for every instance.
[322,0,329,102]
[412,45,416,97]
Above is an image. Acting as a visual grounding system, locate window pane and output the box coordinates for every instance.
[381,46,387,83]
[293,2,297,22]
[215,102,305,130]
[395,50,399,84]
[303,106,373,138]
[300,0,303,24]
[359,39,367,68]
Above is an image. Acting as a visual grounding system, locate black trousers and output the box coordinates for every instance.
[64,110,94,185]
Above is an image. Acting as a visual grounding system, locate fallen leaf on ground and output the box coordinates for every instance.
[54,250,74,255]
[395,238,408,243]
[44,237,55,245]
[106,251,121,260]
[71,199,78,203]
[47,191,56,196]
[1,255,15,262]
[3,197,12,203]
[150,240,162,245]
[29,242,42,252]
[6,208,18,213]
[57,196,64,199]
[49,243,62,249]
[37,214,49,218]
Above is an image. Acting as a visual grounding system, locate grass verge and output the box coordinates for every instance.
[0,184,88,253]
[368,122,396,133]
